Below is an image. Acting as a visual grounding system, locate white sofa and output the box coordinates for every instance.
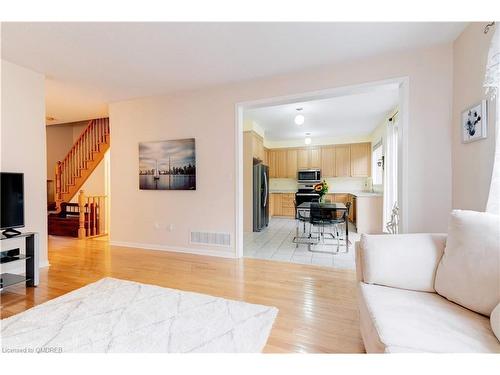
[355,233,500,353]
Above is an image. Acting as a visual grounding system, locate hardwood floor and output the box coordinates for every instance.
[0,235,364,353]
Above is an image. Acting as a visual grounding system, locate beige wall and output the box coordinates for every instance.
[46,124,74,181]
[452,23,496,211]
[109,43,453,257]
[1,60,48,266]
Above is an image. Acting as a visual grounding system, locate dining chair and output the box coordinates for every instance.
[309,202,349,253]
[292,207,317,247]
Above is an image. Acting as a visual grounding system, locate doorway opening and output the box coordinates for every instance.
[46,118,111,239]
[235,78,409,266]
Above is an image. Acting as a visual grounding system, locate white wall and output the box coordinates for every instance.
[452,23,496,211]
[46,124,74,181]
[110,43,453,257]
[1,60,48,267]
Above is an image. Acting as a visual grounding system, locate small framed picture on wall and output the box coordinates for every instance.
[461,100,488,143]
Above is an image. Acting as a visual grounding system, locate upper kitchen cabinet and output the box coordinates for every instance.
[350,142,371,177]
[297,147,321,170]
[251,132,265,162]
[297,148,309,170]
[309,148,321,169]
[335,144,351,177]
[268,149,278,178]
[277,149,287,178]
[286,149,298,178]
[268,149,290,178]
[267,142,371,178]
[321,146,336,177]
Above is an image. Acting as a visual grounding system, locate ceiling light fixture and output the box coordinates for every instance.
[304,132,312,145]
[294,108,305,126]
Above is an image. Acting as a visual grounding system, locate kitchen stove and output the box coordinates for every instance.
[295,182,320,207]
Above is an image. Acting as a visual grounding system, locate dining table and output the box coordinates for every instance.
[296,201,349,248]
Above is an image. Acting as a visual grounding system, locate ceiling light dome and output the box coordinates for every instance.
[294,108,305,125]
[304,132,312,145]
[294,114,305,125]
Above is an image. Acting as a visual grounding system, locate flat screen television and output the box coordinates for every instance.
[1,172,25,236]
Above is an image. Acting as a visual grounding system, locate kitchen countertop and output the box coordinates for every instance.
[332,191,383,197]
[269,190,383,197]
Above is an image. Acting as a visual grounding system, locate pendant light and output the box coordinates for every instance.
[304,132,312,145]
[294,108,305,125]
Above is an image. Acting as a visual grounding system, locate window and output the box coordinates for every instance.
[372,141,383,186]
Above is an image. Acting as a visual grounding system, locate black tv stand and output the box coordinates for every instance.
[1,228,22,238]
[0,232,39,291]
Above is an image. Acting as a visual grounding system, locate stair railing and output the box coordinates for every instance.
[55,118,110,205]
[77,190,108,239]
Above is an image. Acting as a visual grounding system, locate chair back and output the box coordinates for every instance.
[310,203,335,223]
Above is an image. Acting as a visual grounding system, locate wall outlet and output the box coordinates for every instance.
[167,224,174,232]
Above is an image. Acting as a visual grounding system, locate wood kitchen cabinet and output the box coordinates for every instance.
[270,193,295,217]
[347,194,356,223]
[267,142,371,178]
[297,148,309,170]
[333,193,350,205]
[251,133,265,162]
[268,150,277,178]
[281,193,295,217]
[269,149,293,179]
[297,147,321,170]
[309,148,321,169]
[335,145,351,177]
[350,142,371,177]
[276,149,287,178]
[321,146,336,177]
[286,149,297,178]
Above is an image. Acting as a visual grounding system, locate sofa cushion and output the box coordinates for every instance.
[359,233,446,292]
[492,303,500,342]
[359,283,500,353]
[435,210,500,316]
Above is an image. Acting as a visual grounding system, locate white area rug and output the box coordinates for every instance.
[1,278,278,353]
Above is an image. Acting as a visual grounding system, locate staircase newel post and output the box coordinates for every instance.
[78,190,86,239]
[55,161,62,208]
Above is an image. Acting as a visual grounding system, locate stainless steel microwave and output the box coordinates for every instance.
[297,169,321,183]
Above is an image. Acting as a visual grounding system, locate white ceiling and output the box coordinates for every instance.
[1,22,466,124]
[244,84,400,141]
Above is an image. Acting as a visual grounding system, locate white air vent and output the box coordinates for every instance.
[190,231,231,247]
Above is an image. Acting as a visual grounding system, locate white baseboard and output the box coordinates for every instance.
[109,241,239,259]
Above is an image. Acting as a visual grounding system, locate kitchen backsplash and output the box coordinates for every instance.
[269,177,370,192]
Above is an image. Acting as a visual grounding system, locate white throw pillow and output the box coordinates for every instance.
[492,303,500,342]
[435,210,500,316]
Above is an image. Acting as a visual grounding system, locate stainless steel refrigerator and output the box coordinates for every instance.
[253,163,269,232]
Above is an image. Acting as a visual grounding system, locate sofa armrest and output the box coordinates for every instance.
[356,233,447,292]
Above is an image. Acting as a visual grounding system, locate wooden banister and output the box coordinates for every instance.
[55,118,110,210]
[78,190,86,239]
[77,190,108,239]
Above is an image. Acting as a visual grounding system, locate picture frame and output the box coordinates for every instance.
[138,138,196,190]
[461,100,488,143]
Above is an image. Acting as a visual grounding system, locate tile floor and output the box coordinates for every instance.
[243,217,359,269]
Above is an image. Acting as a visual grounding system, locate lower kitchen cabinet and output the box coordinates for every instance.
[270,193,295,218]
[355,195,383,234]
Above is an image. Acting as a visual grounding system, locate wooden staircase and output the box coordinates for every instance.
[55,118,110,210]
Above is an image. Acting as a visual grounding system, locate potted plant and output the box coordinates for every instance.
[313,180,329,203]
